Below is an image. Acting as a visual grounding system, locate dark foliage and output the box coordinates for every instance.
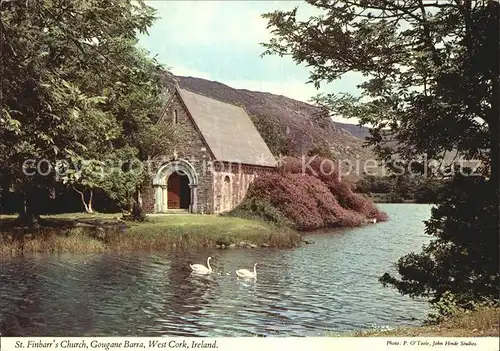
[261,0,499,309]
[122,202,147,222]
[356,175,449,204]
[225,198,293,228]
[380,175,499,306]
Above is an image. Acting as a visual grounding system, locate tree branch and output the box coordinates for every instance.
[417,0,443,67]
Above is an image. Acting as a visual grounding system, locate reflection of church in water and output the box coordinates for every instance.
[141,86,277,214]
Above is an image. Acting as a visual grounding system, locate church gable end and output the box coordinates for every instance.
[160,90,214,160]
[142,86,277,215]
[142,91,215,214]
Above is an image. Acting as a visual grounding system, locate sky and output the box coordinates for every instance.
[139,1,364,124]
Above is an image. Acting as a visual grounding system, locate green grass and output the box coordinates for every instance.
[0,212,120,220]
[329,307,500,337]
[112,215,300,251]
[0,213,302,255]
[45,212,121,219]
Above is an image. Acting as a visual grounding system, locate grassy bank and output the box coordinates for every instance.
[332,307,499,337]
[0,213,302,255]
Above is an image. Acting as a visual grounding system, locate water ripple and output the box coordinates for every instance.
[0,204,433,336]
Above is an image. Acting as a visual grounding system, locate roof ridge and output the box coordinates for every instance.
[178,87,247,112]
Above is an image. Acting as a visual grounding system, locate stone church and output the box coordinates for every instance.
[141,86,277,214]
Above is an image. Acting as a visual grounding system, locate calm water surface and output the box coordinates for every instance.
[0,204,433,336]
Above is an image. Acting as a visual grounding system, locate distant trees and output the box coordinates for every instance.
[356,175,448,204]
[262,0,499,308]
[1,0,174,220]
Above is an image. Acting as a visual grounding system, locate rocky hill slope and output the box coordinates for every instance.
[161,73,377,177]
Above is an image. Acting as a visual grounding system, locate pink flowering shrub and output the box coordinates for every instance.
[228,156,388,230]
[330,181,389,222]
[283,156,389,222]
[244,174,315,230]
[282,156,342,186]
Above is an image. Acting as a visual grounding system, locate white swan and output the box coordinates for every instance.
[190,257,212,275]
[235,263,258,279]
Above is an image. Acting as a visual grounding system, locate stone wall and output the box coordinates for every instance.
[212,162,276,213]
[141,90,277,214]
[141,91,215,214]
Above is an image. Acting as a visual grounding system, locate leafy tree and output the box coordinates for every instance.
[414,179,448,204]
[357,174,448,203]
[307,140,335,159]
[392,174,414,200]
[262,0,499,307]
[1,0,174,220]
[249,113,307,157]
[250,114,289,156]
[357,175,394,194]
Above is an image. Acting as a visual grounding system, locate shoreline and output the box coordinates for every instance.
[0,213,302,255]
[332,306,500,337]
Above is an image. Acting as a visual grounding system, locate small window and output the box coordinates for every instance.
[173,109,178,125]
[224,175,230,183]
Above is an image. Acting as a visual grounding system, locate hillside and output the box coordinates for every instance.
[161,73,377,178]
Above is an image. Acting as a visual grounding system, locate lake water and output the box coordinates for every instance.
[0,204,434,336]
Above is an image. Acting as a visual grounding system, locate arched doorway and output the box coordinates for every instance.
[153,159,199,213]
[167,171,191,209]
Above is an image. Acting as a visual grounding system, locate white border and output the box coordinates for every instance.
[0,337,498,351]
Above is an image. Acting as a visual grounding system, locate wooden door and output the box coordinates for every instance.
[167,173,180,209]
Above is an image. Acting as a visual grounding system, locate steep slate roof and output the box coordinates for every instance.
[177,87,277,167]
